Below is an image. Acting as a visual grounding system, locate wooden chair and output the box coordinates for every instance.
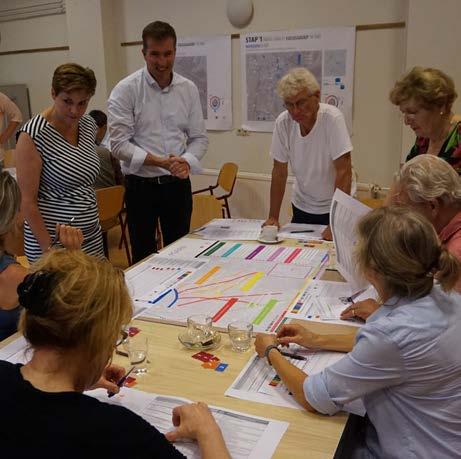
[358,197,385,209]
[192,162,238,218]
[3,149,15,168]
[96,185,132,266]
[190,195,224,231]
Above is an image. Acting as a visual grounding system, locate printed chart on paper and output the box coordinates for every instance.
[137,241,329,332]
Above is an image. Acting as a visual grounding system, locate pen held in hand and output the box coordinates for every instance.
[108,366,135,398]
[50,217,76,247]
[280,351,307,361]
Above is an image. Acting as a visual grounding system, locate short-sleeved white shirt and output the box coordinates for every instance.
[270,103,352,214]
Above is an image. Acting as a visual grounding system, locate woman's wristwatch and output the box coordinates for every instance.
[264,344,280,366]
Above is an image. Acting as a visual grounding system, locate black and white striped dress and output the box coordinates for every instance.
[20,114,104,262]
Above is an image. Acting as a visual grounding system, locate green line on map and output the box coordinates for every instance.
[203,241,226,256]
[253,299,278,325]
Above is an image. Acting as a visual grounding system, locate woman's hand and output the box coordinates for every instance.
[254,333,278,358]
[56,223,83,250]
[90,364,125,394]
[276,324,316,348]
[165,402,221,442]
[340,298,379,321]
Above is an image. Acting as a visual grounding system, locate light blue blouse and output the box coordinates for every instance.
[305,285,461,458]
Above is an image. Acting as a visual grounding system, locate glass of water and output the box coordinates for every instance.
[228,321,253,352]
[125,335,148,375]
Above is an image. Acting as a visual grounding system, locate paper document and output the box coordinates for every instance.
[330,190,371,292]
[125,256,209,317]
[278,223,326,241]
[286,280,363,327]
[0,336,29,364]
[226,348,343,409]
[87,388,288,459]
[194,219,264,240]
[226,349,365,416]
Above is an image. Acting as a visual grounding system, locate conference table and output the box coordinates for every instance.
[0,231,358,458]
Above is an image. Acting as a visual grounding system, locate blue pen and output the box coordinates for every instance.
[148,289,172,304]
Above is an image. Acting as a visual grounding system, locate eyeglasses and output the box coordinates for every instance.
[283,97,312,111]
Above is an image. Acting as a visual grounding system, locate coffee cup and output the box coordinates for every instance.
[260,225,278,241]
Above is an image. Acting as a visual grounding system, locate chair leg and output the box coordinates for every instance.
[119,215,132,266]
[102,231,110,259]
[118,212,127,249]
[224,198,231,218]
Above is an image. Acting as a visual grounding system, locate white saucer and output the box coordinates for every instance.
[257,237,282,244]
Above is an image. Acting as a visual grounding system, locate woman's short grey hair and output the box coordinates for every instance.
[395,155,461,207]
[277,67,320,100]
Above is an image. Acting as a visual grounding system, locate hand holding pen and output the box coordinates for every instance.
[48,217,83,251]
[108,366,135,397]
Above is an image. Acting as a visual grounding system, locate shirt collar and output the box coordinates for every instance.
[438,211,461,243]
[143,66,179,91]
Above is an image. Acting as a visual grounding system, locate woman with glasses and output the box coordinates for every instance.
[15,63,104,263]
[390,66,461,173]
[1,249,230,458]
[263,67,352,241]
[255,206,461,458]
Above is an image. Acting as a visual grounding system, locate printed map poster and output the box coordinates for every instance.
[241,27,355,132]
[175,35,232,130]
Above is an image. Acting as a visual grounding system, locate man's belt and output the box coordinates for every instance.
[125,174,183,185]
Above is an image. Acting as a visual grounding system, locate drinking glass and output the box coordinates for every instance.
[228,321,253,352]
[125,335,148,375]
[186,314,214,345]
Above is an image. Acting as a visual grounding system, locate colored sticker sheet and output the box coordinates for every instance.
[87,388,288,459]
[225,348,365,416]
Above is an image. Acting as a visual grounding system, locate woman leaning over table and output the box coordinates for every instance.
[0,249,230,459]
[255,206,461,459]
[16,63,104,263]
[390,66,461,173]
[341,154,461,320]
[0,171,81,341]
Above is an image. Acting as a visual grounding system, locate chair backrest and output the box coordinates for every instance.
[95,185,125,228]
[190,195,223,230]
[217,162,238,194]
[3,149,15,168]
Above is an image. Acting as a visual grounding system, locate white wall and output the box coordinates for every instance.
[1,0,459,220]
[119,0,407,188]
[0,14,69,113]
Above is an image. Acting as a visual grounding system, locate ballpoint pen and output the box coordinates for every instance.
[280,350,307,361]
[108,366,135,398]
[290,230,315,233]
[49,216,75,247]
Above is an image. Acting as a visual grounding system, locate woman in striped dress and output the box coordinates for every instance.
[16,63,104,262]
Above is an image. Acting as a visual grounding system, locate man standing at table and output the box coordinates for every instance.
[263,68,352,240]
[108,21,208,262]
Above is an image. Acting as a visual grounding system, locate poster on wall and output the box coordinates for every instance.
[240,27,355,133]
[175,35,232,130]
